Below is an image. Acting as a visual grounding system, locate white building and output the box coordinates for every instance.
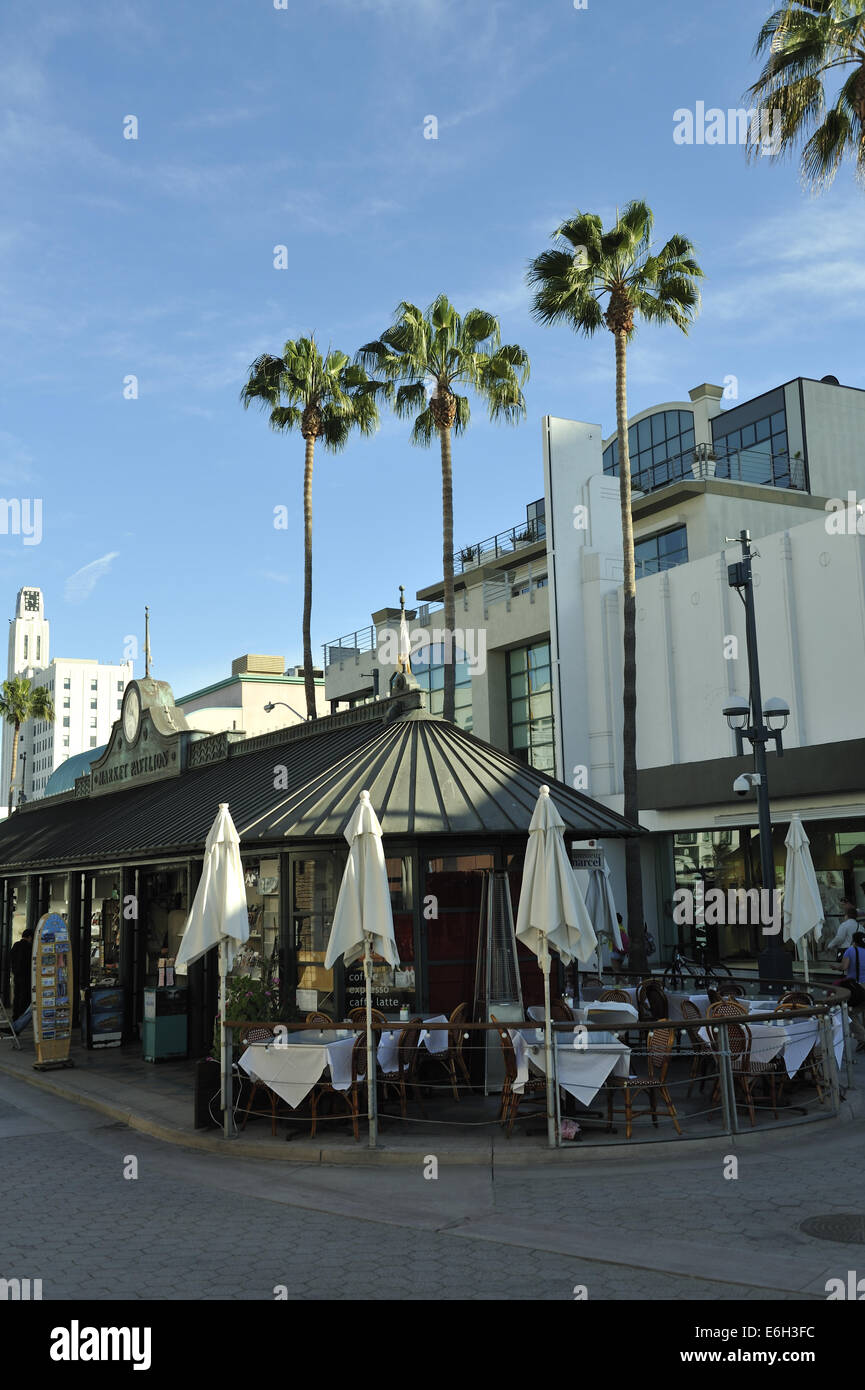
[1,587,133,807]
[544,374,865,961]
[177,654,326,736]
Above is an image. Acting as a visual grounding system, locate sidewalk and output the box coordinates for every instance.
[1,1029,858,1167]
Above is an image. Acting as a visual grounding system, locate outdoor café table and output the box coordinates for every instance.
[238,1030,355,1110]
[528,1004,589,1025]
[510,1026,630,1108]
[375,1014,449,1076]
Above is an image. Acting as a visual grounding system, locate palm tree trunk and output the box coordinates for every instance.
[302,434,317,720]
[439,425,456,723]
[615,329,646,975]
[8,721,20,815]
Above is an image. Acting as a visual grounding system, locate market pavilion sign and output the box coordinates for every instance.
[87,678,190,797]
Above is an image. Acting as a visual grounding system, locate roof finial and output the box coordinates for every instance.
[397,585,411,675]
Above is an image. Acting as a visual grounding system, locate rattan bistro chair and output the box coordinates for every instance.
[776,1001,825,1102]
[636,979,669,1022]
[706,999,748,1019]
[305,1011,334,1026]
[309,1034,368,1141]
[491,1017,546,1138]
[415,1002,473,1101]
[552,997,576,1022]
[599,989,631,1003]
[348,1006,388,1027]
[605,1026,683,1140]
[708,1020,781,1125]
[719,982,747,999]
[779,991,814,1008]
[240,1026,282,1136]
[679,999,714,1097]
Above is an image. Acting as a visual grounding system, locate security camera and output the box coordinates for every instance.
[733,772,762,797]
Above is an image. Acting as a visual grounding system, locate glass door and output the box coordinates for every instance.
[291,853,341,1016]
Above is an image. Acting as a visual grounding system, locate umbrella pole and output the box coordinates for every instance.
[220,939,235,1140]
[802,936,810,985]
[543,948,555,1148]
[365,937,377,1149]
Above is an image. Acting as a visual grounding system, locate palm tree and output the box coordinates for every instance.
[357,295,529,723]
[527,202,703,973]
[0,677,56,814]
[746,1,865,190]
[241,338,390,718]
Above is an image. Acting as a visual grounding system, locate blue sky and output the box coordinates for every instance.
[1,0,862,697]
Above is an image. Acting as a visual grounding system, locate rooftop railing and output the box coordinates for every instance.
[322,625,376,670]
[453,517,547,573]
[608,441,807,497]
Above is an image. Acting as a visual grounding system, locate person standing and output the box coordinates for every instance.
[840,931,865,1052]
[10,926,34,1033]
[826,902,861,953]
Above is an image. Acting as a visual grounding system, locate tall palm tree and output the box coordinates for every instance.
[357,295,529,723]
[527,202,703,973]
[241,338,390,718]
[0,677,55,814]
[746,1,865,190]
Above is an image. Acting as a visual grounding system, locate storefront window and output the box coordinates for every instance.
[672,820,865,963]
[88,872,122,982]
[140,866,188,986]
[344,856,417,1015]
[293,853,340,1015]
[230,858,281,986]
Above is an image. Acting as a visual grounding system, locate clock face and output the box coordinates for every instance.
[24,590,39,612]
[122,685,141,744]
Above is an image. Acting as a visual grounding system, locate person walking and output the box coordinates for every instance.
[826,901,861,954]
[839,931,865,1052]
[10,926,34,1033]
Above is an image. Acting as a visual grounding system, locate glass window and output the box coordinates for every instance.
[508,641,555,773]
[651,413,665,444]
[62,717,69,728]
[755,416,770,441]
[63,678,70,690]
[770,410,786,433]
[635,525,688,578]
[90,699,97,709]
[741,423,756,447]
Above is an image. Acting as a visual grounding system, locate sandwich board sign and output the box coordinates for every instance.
[32,913,74,1070]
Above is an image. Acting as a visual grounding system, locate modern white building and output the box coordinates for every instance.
[544,374,865,961]
[177,654,326,736]
[1,587,133,807]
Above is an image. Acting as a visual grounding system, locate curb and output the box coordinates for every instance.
[1,1052,859,1168]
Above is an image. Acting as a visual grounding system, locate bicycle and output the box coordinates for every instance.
[662,948,734,993]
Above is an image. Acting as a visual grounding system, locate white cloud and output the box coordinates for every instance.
[64,552,119,604]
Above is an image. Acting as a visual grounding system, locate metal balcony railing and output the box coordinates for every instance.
[453,517,547,573]
[322,626,376,670]
[607,441,807,497]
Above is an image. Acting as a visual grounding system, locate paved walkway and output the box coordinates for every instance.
[2,1067,863,1300]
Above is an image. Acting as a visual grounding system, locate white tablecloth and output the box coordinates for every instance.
[376,1015,449,1075]
[510,1028,630,1106]
[239,1031,355,1109]
[698,1011,844,1076]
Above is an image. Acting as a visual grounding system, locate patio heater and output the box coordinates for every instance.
[473,870,524,1094]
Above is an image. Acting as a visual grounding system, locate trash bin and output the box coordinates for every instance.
[142,986,188,1062]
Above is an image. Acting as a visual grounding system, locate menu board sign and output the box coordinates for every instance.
[32,913,73,1069]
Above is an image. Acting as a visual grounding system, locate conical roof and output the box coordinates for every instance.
[0,700,640,871]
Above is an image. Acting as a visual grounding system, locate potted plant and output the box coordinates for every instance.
[691,443,716,479]
[459,545,478,567]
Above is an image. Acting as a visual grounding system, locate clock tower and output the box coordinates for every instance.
[8,586,50,676]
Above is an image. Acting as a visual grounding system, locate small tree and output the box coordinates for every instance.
[0,678,56,814]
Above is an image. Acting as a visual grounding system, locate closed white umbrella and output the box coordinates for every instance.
[175,803,249,1138]
[584,856,621,981]
[325,789,399,1147]
[516,785,597,1146]
[783,813,824,985]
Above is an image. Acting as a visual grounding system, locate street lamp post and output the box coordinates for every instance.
[724,529,792,990]
[17,751,27,808]
[263,700,310,722]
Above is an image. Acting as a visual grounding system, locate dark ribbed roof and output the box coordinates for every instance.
[0,703,640,872]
